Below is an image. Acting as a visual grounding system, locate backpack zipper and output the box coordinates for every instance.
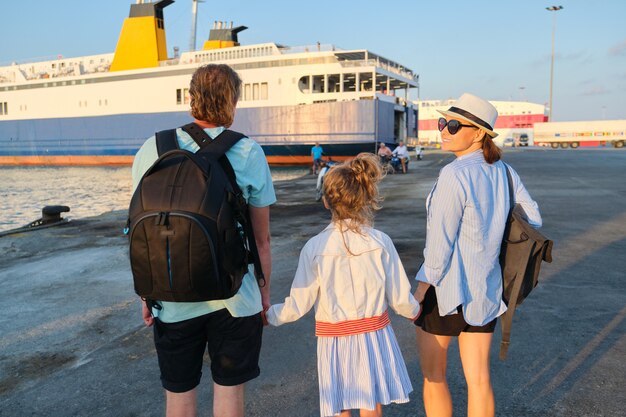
[130,211,221,291]
[166,237,173,289]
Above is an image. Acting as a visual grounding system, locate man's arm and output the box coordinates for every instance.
[249,205,272,310]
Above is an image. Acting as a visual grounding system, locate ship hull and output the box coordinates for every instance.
[0,100,405,165]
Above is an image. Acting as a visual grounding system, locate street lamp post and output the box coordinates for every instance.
[546,5,563,122]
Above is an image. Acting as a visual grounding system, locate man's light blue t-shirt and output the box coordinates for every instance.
[311,145,324,160]
[132,126,276,323]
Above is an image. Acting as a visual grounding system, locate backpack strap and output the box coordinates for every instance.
[180,123,246,189]
[180,122,267,287]
[155,129,179,156]
[181,122,243,157]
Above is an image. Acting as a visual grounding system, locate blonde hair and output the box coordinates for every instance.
[323,152,384,233]
[189,64,241,127]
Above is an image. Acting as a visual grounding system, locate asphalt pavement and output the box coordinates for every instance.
[1,147,625,416]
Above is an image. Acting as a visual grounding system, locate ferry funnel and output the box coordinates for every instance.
[202,22,247,50]
[110,0,174,72]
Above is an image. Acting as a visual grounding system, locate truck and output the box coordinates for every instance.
[533,120,626,149]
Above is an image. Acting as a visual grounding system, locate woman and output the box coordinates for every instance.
[412,93,542,417]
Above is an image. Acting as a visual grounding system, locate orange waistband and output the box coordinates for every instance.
[315,311,390,337]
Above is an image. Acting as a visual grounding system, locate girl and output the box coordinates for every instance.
[266,152,421,417]
[413,93,542,417]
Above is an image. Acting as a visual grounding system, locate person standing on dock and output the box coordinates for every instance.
[131,64,275,417]
[311,142,324,174]
[266,153,421,417]
[412,93,541,417]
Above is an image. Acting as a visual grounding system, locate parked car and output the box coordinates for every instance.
[503,137,515,147]
[519,133,529,147]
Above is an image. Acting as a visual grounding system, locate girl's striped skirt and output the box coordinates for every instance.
[316,324,413,417]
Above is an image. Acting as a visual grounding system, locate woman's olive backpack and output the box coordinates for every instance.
[498,165,553,360]
[127,123,264,303]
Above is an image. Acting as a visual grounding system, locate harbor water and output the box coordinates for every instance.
[0,166,308,232]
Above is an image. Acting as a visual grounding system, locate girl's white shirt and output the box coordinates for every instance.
[266,222,420,327]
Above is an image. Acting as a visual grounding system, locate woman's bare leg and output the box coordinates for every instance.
[416,327,453,417]
[458,332,495,417]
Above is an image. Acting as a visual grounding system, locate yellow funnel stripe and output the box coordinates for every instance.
[202,40,239,50]
[110,16,168,72]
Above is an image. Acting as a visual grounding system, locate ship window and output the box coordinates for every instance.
[377,75,388,93]
[260,83,268,100]
[312,75,325,93]
[342,73,356,92]
[0,102,4,115]
[244,84,251,101]
[328,74,340,93]
[253,83,259,100]
[183,88,190,104]
[298,76,310,93]
[360,73,373,92]
[176,89,182,104]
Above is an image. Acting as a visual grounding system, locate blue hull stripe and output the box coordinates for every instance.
[0,100,411,158]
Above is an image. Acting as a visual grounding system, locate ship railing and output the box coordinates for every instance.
[339,59,416,80]
[278,44,338,54]
[159,59,181,67]
[0,73,15,84]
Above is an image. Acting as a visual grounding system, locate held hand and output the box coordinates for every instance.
[260,309,269,326]
[413,281,431,304]
[142,300,154,327]
[260,286,271,313]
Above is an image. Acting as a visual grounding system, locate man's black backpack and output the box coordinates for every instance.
[498,165,553,360]
[127,123,264,303]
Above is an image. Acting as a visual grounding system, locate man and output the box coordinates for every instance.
[132,64,275,417]
[392,140,410,173]
[377,142,393,165]
[311,142,324,175]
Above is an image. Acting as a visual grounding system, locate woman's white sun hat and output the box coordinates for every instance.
[438,93,499,138]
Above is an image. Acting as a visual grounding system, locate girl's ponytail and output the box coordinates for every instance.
[349,153,383,204]
[323,152,384,231]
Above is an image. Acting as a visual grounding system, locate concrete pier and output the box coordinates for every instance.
[1,148,625,416]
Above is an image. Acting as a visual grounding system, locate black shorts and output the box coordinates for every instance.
[414,286,497,336]
[153,309,262,393]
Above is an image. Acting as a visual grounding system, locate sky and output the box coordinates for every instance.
[1,0,625,122]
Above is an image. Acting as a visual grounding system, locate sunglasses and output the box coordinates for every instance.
[438,117,477,135]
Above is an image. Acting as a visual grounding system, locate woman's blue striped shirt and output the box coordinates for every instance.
[416,150,542,326]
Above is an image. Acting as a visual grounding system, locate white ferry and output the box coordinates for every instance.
[0,0,419,165]
[417,99,548,146]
